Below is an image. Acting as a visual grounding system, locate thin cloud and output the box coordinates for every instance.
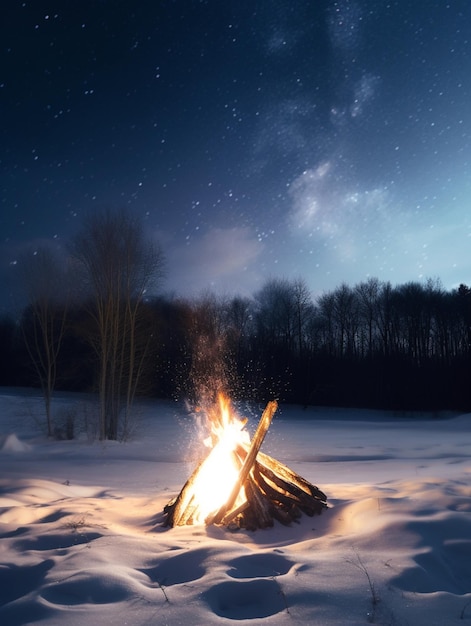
[289,163,392,235]
[287,162,398,266]
[162,227,264,297]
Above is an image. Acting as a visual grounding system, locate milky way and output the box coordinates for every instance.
[1,1,470,311]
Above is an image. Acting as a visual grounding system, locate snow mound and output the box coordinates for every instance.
[0,392,470,625]
[0,433,31,453]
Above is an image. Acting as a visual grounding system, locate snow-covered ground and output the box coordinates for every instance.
[0,387,470,625]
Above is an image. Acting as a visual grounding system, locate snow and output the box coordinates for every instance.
[0,387,470,625]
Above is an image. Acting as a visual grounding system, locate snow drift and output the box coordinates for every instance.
[0,389,470,625]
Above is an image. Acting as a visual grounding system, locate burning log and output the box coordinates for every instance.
[205,400,278,525]
[163,396,327,530]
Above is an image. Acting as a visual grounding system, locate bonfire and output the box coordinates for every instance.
[163,394,327,530]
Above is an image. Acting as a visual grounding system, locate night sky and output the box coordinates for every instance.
[1,1,471,312]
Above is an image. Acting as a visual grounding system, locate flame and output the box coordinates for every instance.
[191,393,250,524]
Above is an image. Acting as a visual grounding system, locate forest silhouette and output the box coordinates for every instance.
[2,273,470,414]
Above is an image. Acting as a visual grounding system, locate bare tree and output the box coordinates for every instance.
[355,278,382,357]
[292,278,314,357]
[317,284,359,357]
[224,295,253,363]
[254,278,298,351]
[71,209,164,440]
[17,246,69,436]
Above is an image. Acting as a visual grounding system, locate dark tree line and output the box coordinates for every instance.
[244,277,471,411]
[2,274,470,415]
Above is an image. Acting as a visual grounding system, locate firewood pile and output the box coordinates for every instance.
[163,399,327,530]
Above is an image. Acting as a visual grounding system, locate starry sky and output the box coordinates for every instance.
[1,1,471,312]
